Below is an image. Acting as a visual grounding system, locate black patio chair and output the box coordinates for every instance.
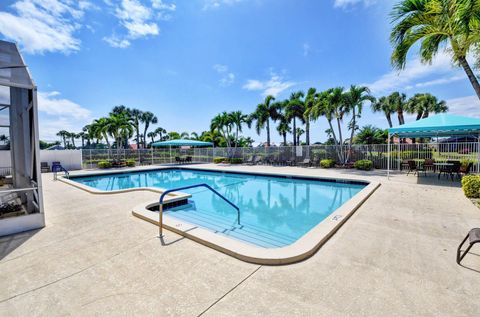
[438,160,461,181]
[457,228,480,265]
[407,160,426,176]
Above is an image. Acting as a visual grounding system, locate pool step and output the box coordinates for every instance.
[165,206,296,248]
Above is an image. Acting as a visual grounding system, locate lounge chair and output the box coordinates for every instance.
[40,162,50,173]
[407,160,426,176]
[298,158,311,167]
[244,156,255,165]
[457,228,480,264]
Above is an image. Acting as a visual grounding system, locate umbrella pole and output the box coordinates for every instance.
[387,133,390,179]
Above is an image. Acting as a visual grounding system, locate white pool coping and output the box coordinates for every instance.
[59,165,380,265]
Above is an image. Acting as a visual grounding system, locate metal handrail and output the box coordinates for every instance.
[158,183,240,237]
[53,165,69,180]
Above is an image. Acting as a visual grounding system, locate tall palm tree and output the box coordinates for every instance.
[211,112,233,149]
[229,111,250,148]
[106,112,134,157]
[250,95,278,146]
[56,130,69,148]
[180,132,190,139]
[285,91,306,146]
[69,132,78,149]
[303,88,317,145]
[371,96,395,128]
[154,127,166,141]
[391,0,480,100]
[140,111,158,147]
[147,131,156,144]
[296,128,305,145]
[128,108,143,149]
[407,93,448,120]
[276,113,291,146]
[388,92,407,125]
[190,132,199,140]
[92,117,111,149]
[343,85,375,163]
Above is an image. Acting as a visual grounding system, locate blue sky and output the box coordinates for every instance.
[0,0,479,143]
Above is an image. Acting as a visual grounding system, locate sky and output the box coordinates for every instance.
[0,0,479,144]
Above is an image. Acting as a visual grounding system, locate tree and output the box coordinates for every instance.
[388,92,407,125]
[106,112,134,157]
[154,127,166,141]
[129,108,143,149]
[295,128,305,145]
[140,111,158,147]
[407,93,448,120]
[211,112,234,150]
[391,0,480,100]
[92,117,111,149]
[354,125,388,144]
[371,96,394,128]
[303,87,317,145]
[69,132,78,149]
[78,132,86,148]
[56,130,69,148]
[343,85,375,163]
[190,132,199,140]
[167,131,181,140]
[147,131,156,144]
[285,91,306,146]
[229,111,250,148]
[276,113,291,146]
[250,95,278,147]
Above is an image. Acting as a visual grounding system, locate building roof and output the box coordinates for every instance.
[151,139,213,147]
[388,114,480,137]
[0,40,35,89]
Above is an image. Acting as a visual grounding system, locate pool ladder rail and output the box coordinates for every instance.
[158,183,240,237]
[53,164,69,180]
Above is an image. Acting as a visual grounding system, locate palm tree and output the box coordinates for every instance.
[147,131,156,144]
[371,96,395,128]
[78,132,86,148]
[180,132,190,139]
[355,125,388,144]
[388,92,407,125]
[154,127,166,141]
[211,112,233,149]
[276,113,291,146]
[343,85,375,163]
[92,117,111,149]
[56,130,69,148]
[296,128,305,145]
[250,95,279,147]
[69,132,78,148]
[106,112,134,158]
[190,132,199,140]
[391,0,480,100]
[303,88,317,145]
[128,108,143,149]
[140,111,158,147]
[229,111,250,148]
[285,91,306,146]
[407,93,448,120]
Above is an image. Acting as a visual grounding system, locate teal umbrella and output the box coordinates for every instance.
[151,139,213,147]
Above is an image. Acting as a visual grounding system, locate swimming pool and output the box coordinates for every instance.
[70,168,367,248]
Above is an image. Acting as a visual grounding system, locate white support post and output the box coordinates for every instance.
[477,133,480,174]
[387,133,391,179]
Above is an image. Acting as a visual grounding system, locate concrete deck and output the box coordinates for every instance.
[1,164,479,316]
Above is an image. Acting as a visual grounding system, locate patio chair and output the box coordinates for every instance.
[244,156,255,165]
[185,156,192,163]
[253,156,263,165]
[460,162,473,176]
[298,158,311,167]
[423,159,435,173]
[457,228,480,265]
[52,161,62,172]
[40,162,50,173]
[438,160,461,181]
[407,160,426,176]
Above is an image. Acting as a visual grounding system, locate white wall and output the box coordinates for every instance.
[40,150,82,170]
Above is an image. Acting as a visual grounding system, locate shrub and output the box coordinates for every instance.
[227,158,243,164]
[320,159,336,168]
[462,175,480,198]
[97,160,112,169]
[126,159,136,167]
[354,159,373,171]
[213,157,226,164]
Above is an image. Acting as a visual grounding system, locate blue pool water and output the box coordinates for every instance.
[71,169,366,248]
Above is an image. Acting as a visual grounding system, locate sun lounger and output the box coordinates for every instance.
[298,158,311,167]
[244,156,255,165]
[457,228,480,264]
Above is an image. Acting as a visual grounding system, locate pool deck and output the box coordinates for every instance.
[1,164,480,316]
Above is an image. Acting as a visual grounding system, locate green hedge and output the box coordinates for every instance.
[97,160,112,169]
[227,158,243,164]
[354,159,373,171]
[126,159,136,167]
[462,175,480,198]
[320,159,336,168]
[213,157,226,164]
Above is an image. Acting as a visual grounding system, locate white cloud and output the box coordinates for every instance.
[243,72,295,97]
[38,91,91,119]
[105,0,175,48]
[445,95,480,118]
[0,0,93,54]
[303,43,310,57]
[213,64,235,86]
[203,0,244,10]
[334,0,376,9]
[365,52,465,95]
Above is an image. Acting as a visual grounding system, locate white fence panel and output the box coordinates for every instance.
[40,150,83,170]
